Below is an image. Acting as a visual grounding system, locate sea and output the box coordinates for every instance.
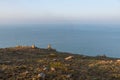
[0,23,120,58]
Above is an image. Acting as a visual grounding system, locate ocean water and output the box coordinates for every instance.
[0,24,120,57]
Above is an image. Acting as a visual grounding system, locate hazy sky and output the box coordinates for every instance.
[0,0,120,24]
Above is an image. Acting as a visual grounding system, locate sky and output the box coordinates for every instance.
[0,0,120,24]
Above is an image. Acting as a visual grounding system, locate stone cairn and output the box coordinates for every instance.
[47,44,52,50]
[31,44,36,49]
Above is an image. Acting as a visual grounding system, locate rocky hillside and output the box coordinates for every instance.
[0,46,120,80]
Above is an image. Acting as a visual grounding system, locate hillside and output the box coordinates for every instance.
[0,46,120,80]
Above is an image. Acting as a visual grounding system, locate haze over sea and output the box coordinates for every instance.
[0,24,120,58]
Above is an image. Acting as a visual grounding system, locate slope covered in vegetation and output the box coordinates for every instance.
[0,46,120,80]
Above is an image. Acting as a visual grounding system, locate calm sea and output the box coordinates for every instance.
[0,24,120,57]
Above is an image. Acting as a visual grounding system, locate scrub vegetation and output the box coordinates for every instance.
[0,46,120,80]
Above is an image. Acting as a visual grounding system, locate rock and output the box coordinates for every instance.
[32,77,36,80]
[65,56,74,60]
[117,59,120,62]
[37,72,46,79]
[52,59,57,61]
[25,71,29,74]
[66,74,72,78]
[19,71,29,77]
[51,67,55,71]
[43,67,49,71]
[49,53,57,57]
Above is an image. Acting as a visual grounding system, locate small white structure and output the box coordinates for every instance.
[31,44,35,49]
[65,56,74,60]
[47,44,52,49]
